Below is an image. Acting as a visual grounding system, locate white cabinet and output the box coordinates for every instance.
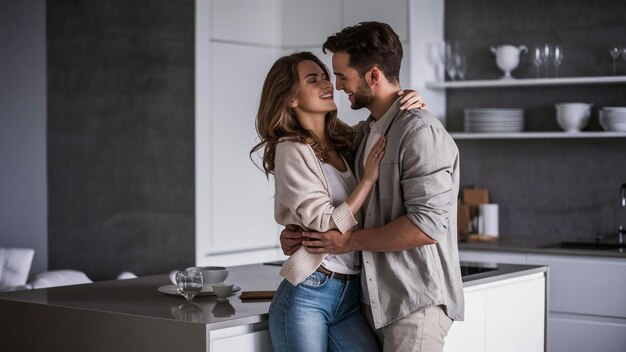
[445,273,546,352]
[460,248,626,352]
[526,254,626,318]
[206,270,547,352]
[195,1,412,266]
[549,313,626,352]
[446,289,486,351]
[209,322,273,352]
[526,253,626,352]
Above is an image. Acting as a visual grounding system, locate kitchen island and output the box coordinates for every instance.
[0,262,547,352]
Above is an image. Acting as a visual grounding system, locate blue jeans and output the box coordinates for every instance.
[268,271,380,352]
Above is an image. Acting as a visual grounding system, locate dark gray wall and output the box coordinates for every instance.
[0,0,48,275]
[47,0,195,280]
[446,0,626,245]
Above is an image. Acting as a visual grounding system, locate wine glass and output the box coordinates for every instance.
[176,270,203,301]
[553,46,563,78]
[454,53,467,80]
[609,47,621,75]
[622,47,626,74]
[532,47,543,78]
[427,42,445,81]
[445,41,459,81]
[542,44,552,77]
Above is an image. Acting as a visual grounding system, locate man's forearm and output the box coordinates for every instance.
[349,215,437,252]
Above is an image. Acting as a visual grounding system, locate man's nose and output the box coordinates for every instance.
[335,79,342,90]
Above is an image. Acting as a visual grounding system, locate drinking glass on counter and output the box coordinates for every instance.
[176,270,203,301]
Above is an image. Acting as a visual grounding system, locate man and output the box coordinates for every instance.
[280,22,464,351]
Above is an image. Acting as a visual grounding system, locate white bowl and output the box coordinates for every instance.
[555,103,592,132]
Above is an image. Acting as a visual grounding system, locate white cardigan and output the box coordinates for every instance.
[273,140,357,285]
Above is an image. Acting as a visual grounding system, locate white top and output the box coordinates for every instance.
[320,159,360,275]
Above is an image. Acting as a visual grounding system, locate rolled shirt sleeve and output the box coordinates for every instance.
[400,125,458,242]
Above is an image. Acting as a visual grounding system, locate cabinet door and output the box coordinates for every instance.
[444,289,486,352]
[484,274,545,352]
[459,249,526,265]
[445,273,546,352]
[209,322,273,352]
[549,313,626,352]
[526,254,626,318]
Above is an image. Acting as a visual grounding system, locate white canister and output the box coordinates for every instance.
[479,203,499,237]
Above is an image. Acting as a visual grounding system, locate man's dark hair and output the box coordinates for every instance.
[322,21,403,84]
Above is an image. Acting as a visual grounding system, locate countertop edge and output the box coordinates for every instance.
[459,242,626,258]
[461,265,547,288]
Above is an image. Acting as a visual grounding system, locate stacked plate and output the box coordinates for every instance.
[464,108,524,133]
[599,107,626,132]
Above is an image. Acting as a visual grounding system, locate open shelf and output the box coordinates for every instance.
[450,132,626,139]
[426,76,626,89]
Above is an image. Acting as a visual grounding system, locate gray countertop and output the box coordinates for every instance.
[0,262,546,330]
[459,238,626,258]
[0,262,548,351]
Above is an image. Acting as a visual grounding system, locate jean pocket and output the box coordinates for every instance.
[299,271,328,288]
[438,307,453,336]
[269,280,287,314]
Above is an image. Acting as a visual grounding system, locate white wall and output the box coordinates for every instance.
[196,0,415,265]
[409,0,446,123]
[0,0,48,275]
[0,0,437,273]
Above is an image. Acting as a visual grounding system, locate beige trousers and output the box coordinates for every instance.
[364,304,453,352]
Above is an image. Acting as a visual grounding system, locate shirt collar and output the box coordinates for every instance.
[369,96,402,136]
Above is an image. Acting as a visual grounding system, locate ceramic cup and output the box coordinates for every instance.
[211,283,235,302]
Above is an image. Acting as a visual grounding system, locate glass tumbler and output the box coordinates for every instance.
[176,270,203,301]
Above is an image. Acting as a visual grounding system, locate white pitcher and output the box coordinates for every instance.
[490,45,528,79]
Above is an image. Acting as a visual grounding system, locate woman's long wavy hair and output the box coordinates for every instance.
[251,52,355,176]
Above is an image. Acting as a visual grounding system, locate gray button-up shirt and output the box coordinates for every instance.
[354,98,464,329]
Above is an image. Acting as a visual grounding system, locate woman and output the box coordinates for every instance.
[251,52,422,351]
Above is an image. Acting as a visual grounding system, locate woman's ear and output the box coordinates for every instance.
[290,97,298,108]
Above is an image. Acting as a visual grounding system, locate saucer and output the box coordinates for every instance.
[158,284,241,297]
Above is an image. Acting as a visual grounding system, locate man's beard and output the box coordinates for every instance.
[350,79,374,110]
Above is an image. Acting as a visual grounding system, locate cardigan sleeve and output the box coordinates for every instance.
[274,141,357,234]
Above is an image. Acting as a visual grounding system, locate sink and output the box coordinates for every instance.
[544,241,626,251]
